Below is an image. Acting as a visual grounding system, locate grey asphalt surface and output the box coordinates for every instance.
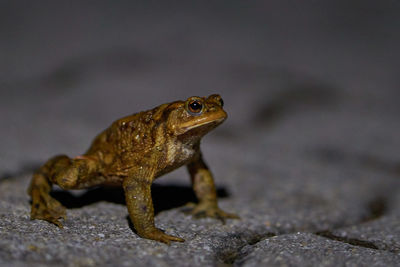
[1,1,400,266]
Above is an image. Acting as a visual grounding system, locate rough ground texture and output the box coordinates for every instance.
[1,1,400,266]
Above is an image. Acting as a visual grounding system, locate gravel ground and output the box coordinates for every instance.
[1,1,400,266]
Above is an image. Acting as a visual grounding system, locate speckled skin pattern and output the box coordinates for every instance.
[27,94,238,243]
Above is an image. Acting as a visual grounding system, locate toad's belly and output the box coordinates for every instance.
[155,158,192,179]
[155,144,197,178]
[102,175,124,187]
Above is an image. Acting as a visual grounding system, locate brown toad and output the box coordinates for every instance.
[28,94,238,244]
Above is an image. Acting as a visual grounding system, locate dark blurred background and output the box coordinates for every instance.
[1,1,400,174]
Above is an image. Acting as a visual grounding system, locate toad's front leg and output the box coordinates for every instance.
[123,176,185,244]
[186,153,239,223]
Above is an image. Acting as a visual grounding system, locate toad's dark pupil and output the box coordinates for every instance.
[189,101,202,111]
[219,98,224,107]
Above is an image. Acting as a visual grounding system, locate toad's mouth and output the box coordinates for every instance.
[182,117,225,132]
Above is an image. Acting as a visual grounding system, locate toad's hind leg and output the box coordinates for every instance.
[28,155,68,227]
[28,155,102,227]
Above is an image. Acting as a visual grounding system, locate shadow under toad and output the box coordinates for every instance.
[51,183,229,215]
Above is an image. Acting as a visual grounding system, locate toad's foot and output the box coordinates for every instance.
[138,228,185,245]
[183,202,240,224]
[30,193,66,228]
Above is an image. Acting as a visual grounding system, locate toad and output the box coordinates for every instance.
[28,94,238,243]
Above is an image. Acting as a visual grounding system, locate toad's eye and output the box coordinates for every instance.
[187,100,203,115]
[219,98,224,107]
